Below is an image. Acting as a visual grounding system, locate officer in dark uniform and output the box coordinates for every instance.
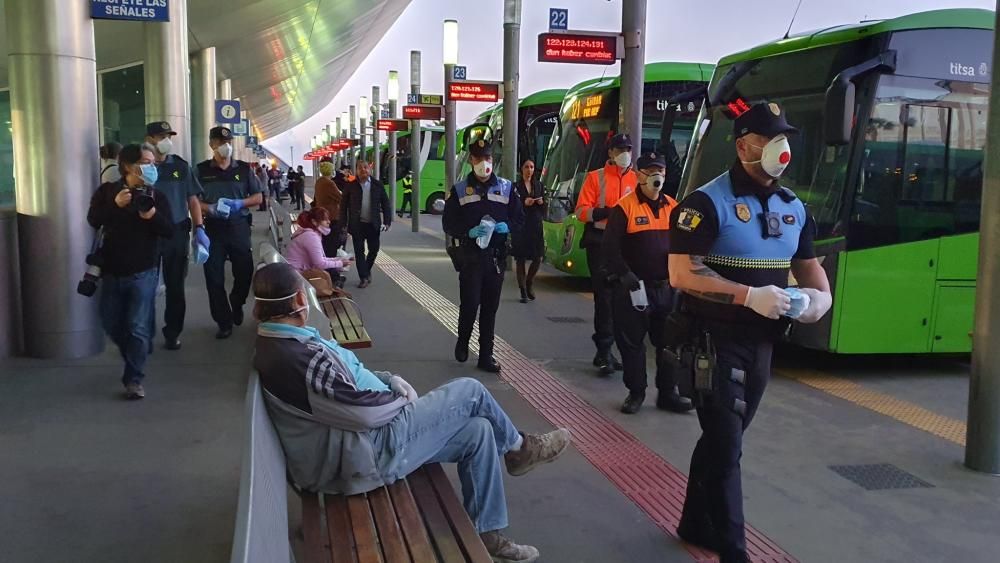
[668,102,832,562]
[442,130,524,373]
[144,121,208,350]
[195,126,264,339]
[602,152,694,415]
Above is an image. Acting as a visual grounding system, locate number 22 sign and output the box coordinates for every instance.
[549,8,568,31]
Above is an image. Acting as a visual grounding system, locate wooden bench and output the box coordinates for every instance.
[299,465,492,563]
[258,242,373,349]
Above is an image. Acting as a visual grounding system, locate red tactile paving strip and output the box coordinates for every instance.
[377,254,797,562]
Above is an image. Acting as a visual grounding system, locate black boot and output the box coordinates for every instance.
[519,287,529,304]
[477,356,501,373]
[455,339,469,363]
[620,392,645,414]
[656,386,694,413]
[526,283,536,301]
[593,352,615,377]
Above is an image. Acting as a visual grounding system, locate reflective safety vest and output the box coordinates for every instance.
[617,190,677,234]
[575,162,636,230]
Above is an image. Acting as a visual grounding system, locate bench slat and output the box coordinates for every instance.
[321,299,372,349]
[302,492,333,563]
[424,465,493,563]
[387,480,439,563]
[347,495,383,563]
[325,494,357,563]
[367,487,412,563]
[406,469,467,563]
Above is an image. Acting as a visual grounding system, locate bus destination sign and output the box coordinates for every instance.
[376,119,410,132]
[402,104,443,120]
[538,32,620,65]
[447,82,503,103]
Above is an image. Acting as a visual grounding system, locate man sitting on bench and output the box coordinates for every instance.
[252,262,571,563]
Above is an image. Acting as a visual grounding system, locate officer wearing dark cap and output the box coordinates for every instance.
[574,133,636,377]
[601,152,694,415]
[668,102,832,562]
[442,129,524,372]
[144,121,206,350]
[195,126,264,339]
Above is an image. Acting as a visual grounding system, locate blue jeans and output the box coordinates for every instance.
[100,268,158,385]
[371,378,521,533]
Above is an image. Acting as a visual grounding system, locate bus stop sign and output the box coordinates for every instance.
[538,31,622,65]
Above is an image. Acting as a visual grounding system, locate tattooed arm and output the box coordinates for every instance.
[668,254,749,305]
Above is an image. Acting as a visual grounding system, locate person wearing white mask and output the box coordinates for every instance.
[143,121,207,350]
[574,133,636,378]
[442,129,524,373]
[601,152,694,415]
[667,102,832,562]
[195,126,264,339]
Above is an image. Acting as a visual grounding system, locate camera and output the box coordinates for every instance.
[130,186,156,213]
[77,251,104,297]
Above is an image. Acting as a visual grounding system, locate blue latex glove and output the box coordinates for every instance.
[192,227,210,265]
[468,225,489,239]
[495,222,510,234]
[218,197,244,212]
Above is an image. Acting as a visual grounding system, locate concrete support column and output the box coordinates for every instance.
[190,47,217,163]
[6,0,103,358]
[144,0,191,161]
[619,0,647,138]
[502,0,521,180]
[218,79,232,103]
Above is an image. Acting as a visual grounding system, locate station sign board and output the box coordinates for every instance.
[232,119,249,136]
[447,81,502,103]
[537,32,621,65]
[549,8,568,31]
[215,99,241,124]
[377,119,410,132]
[452,66,467,80]
[418,94,443,105]
[91,0,170,22]
[403,104,443,120]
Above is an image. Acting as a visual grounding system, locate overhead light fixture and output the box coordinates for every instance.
[443,20,459,66]
[388,70,399,102]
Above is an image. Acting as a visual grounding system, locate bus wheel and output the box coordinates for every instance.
[426,191,446,214]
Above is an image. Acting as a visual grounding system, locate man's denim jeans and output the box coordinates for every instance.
[100,268,158,385]
[371,378,521,533]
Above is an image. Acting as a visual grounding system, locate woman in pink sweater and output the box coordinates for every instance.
[286,207,353,285]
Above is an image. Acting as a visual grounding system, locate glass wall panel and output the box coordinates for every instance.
[0,90,13,208]
[101,65,146,146]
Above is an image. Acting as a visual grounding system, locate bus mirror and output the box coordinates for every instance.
[825,78,855,146]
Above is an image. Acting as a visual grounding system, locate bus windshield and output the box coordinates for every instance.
[544,81,702,222]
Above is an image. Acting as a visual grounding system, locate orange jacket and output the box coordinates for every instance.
[574,162,637,229]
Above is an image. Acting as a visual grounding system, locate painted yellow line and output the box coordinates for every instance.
[778,369,967,446]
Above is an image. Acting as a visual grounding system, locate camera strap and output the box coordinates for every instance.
[90,227,105,253]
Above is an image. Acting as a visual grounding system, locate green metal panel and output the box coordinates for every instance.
[937,232,979,280]
[718,8,994,66]
[542,218,589,277]
[931,284,976,353]
[521,88,567,107]
[828,250,848,351]
[563,62,715,100]
[836,240,939,353]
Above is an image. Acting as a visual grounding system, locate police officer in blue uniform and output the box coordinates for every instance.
[196,126,264,339]
[443,131,524,373]
[667,103,832,562]
[144,121,209,350]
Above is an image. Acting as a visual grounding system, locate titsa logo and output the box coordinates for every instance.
[950,62,976,77]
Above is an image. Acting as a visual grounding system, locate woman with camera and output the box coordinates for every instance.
[87,144,173,400]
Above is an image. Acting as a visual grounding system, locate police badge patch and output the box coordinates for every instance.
[466,186,475,195]
[676,208,703,231]
[783,214,796,224]
[635,216,650,226]
[735,203,751,223]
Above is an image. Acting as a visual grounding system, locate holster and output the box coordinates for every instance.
[445,236,464,272]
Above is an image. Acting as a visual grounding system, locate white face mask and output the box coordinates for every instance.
[743,134,791,178]
[156,138,173,156]
[613,151,632,169]
[215,143,233,159]
[640,172,665,199]
[474,159,493,178]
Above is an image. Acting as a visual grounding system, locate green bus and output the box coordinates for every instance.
[541,62,714,276]
[678,8,992,354]
[379,126,449,214]
[455,88,568,179]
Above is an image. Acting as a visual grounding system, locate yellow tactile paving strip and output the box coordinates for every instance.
[778,369,967,446]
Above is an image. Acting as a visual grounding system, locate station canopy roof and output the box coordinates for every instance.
[0,0,411,139]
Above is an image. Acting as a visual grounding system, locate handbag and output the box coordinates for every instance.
[301,268,351,300]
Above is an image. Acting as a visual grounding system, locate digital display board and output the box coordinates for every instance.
[403,104,443,120]
[538,32,619,65]
[568,93,604,120]
[447,82,502,103]
[376,119,410,132]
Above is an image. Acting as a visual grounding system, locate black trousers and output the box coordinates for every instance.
[586,245,615,353]
[457,248,504,359]
[203,218,253,330]
[680,327,773,561]
[350,222,381,281]
[611,282,679,395]
[294,184,305,210]
[160,219,190,341]
[400,192,412,214]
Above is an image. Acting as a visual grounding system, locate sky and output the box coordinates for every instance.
[262,0,996,168]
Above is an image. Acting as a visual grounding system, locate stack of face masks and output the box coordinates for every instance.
[476,215,496,249]
[783,287,811,319]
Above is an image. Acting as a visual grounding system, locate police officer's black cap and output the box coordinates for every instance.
[468,138,493,158]
[636,152,666,170]
[608,133,633,150]
[734,102,799,139]
[209,126,233,141]
[146,121,177,137]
